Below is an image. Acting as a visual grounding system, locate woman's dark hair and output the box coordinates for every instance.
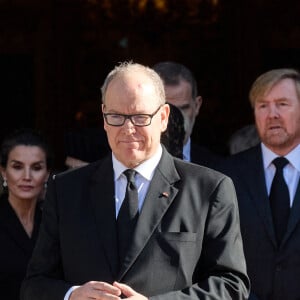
[0,128,53,169]
[161,103,185,159]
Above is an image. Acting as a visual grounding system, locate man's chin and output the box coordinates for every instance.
[123,144,141,154]
[120,149,143,167]
[264,135,289,148]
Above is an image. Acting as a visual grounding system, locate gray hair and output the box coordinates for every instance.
[101,61,166,105]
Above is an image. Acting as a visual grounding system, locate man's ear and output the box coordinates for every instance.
[161,104,170,132]
[195,96,202,115]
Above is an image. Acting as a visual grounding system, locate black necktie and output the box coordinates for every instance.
[269,157,290,244]
[117,169,139,263]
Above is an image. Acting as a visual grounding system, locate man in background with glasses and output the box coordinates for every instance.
[21,62,249,300]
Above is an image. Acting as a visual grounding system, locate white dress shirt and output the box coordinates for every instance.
[113,145,162,218]
[261,143,300,207]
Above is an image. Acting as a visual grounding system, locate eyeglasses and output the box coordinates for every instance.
[103,106,162,127]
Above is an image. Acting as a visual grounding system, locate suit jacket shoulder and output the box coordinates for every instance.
[190,142,224,170]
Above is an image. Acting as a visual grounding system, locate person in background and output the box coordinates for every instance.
[228,123,260,155]
[64,127,110,169]
[221,68,300,300]
[160,102,185,159]
[0,128,53,300]
[21,61,249,300]
[152,61,222,168]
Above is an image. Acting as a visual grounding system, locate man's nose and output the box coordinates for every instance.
[122,118,136,133]
[268,104,280,117]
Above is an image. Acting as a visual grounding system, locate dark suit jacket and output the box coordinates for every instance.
[21,148,249,300]
[221,145,300,300]
[0,195,42,300]
[190,142,224,171]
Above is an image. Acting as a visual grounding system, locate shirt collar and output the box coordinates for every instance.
[183,137,191,162]
[261,142,300,172]
[112,144,163,181]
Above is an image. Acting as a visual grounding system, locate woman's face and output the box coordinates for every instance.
[1,145,49,203]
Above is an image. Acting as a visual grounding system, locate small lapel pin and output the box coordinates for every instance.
[161,192,169,198]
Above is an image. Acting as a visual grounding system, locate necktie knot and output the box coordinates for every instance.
[273,157,289,170]
[124,169,136,185]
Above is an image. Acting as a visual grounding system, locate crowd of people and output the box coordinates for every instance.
[1,60,300,300]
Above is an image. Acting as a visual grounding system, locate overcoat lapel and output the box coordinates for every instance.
[240,146,277,247]
[89,156,119,277]
[282,180,300,246]
[0,197,38,255]
[117,150,180,279]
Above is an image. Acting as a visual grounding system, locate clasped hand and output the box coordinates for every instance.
[70,281,148,300]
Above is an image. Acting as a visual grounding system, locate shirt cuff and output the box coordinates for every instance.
[64,286,80,300]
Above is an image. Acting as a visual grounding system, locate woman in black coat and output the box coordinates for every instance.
[0,128,53,300]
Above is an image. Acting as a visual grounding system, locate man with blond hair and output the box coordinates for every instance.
[221,68,300,300]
